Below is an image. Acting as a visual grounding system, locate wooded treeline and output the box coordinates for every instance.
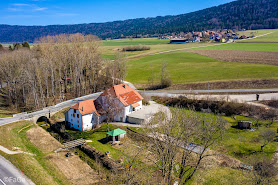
[0,0,277,42]
[0,34,126,111]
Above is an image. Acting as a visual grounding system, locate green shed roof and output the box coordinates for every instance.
[106,128,126,137]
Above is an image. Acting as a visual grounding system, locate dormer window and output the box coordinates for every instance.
[123,85,125,88]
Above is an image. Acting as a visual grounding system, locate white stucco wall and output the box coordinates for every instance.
[67,109,101,131]
[82,113,94,131]
[67,109,83,131]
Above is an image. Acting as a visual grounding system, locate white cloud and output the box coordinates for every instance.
[33,7,48,11]
[12,3,31,7]
[7,3,48,12]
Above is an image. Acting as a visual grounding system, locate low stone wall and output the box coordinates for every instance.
[80,144,123,172]
[13,112,27,117]
[49,121,123,172]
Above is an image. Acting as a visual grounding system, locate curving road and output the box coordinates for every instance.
[1,88,278,127]
[0,155,34,185]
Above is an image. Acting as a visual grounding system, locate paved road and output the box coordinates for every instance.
[0,155,34,185]
[1,88,277,127]
[143,88,278,95]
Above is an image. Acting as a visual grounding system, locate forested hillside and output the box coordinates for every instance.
[0,0,277,42]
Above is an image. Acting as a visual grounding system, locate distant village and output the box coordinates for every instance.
[166,29,252,43]
[108,29,254,43]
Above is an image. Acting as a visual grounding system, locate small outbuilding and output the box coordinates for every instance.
[106,128,127,143]
[237,121,252,129]
[169,38,188,44]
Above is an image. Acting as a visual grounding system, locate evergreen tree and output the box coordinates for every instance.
[22,42,30,49]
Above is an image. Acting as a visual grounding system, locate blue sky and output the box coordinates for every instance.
[0,0,235,26]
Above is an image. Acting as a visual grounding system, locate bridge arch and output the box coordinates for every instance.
[36,116,50,124]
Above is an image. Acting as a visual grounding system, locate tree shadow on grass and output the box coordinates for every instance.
[98,136,111,144]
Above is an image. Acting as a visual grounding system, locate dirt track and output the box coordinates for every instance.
[187,50,278,66]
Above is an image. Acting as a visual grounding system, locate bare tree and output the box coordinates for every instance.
[248,156,278,185]
[146,108,225,184]
[259,129,276,152]
[160,61,172,88]
[100,91,123,133]
[0,33,123,112]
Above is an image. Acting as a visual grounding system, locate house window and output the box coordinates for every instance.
[77,114,79,118]
[78,125,79,128]
[73,114,75,118]
[71,119,73,122]
[77,120,79,123]
[71,123,73,126]
[74,109,76,113]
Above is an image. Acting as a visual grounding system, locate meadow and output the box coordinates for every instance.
[125,52,278,84]
[98,29,276,86]
[100,29,278,60]
[238,29,278,42]
[197,43,278,52]
[102,38,169,46]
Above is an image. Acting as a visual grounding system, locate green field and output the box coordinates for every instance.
[126,52,278,84]
[197,42,278,52]
[238,29,278,42]
[102,38,169,46]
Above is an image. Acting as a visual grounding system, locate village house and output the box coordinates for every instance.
[96,83,144,122]
[64,99,106,131]
[65,84,144,131]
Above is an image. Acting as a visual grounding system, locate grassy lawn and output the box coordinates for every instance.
[220,115,278,162]
[194,167,249,185]
[66,124,125,160]
[126,52,278,84]
[0,121,70,185]
[170,108,278,163]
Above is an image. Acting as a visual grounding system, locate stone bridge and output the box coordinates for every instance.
[12,106,61,124]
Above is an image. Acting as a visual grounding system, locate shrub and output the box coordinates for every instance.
[140,92,151,105]
[161,77,172,88]
[152,96,277,119]
[122,45,150,51]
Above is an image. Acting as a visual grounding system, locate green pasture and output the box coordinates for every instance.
[102,38,169,46]
[195,42,278,52]
[126,52,278,84]
[238,29,278,42]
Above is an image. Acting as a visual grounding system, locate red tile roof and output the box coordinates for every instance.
[120,91,142,105]
[101,84,143,106]
[71,99,100,116]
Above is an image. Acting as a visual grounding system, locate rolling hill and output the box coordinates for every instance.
[0,0,278,43]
